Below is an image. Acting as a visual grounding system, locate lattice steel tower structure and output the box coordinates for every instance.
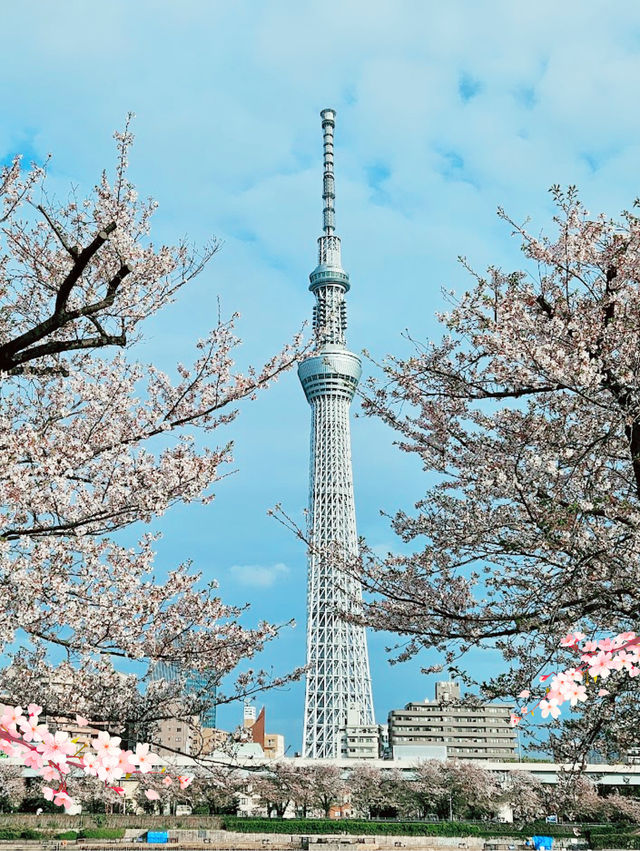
[298,108,375,759]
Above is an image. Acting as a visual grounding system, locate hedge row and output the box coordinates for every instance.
[0,826,126,841]
[592,836,640,850]
[0,828,43,839]
[222,818,525,837]
[78,828,126,838]
[221,818,640,840]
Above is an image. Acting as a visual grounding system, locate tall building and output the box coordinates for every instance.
[150,661,217,728]
[388,681,517,761]
[298,108,375,758]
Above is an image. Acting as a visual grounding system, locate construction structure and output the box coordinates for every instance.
[298,109,375,758]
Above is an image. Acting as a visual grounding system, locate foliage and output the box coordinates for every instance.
[79,827,126,838]
[221,817,533,836]
[357,188,640,755]
[348,765,401,819]
[0,762,25,811]
[222,816,640,839]
[0,120,304,806]
[591,835,640,850]
[0,827,44,839]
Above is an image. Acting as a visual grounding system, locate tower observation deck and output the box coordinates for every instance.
[298,109,375,759]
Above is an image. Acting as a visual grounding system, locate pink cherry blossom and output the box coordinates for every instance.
[39,765,60,782]
[23,749,44,770]
[0,706,25,730]
[539,699,561,720]
[145,789,160,801]
[134,743,155,773]
[53,791,74,810]
[37,731,76,764]
[587,651,614,679]
[81,751,99,775]
[19,716,41,742]
[116,749,136,774]
[92,731,121,759]
[566,682,587,707]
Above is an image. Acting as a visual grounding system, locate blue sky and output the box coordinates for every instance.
[5,0,640,752]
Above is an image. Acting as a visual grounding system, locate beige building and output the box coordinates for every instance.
[388,681,516,761]
[263,733,285,759]
[340,723,383,759]
[154,714,197,756]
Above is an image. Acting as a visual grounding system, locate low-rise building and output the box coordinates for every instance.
[154,713,197,756]
[338,707,384,759]
[244,703,286,759]
[264,733,285,759]
[340,723,384,759]
[388,680,516,761]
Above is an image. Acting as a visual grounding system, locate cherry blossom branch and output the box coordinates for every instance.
[511,631,640,727]
[0,703,188,813]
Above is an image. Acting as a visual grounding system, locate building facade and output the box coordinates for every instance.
[150,661,217,728]
[340,723,384,759]
[388,681,517,761]
[298,109,374,758]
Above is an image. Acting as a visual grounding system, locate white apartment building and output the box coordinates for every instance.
[388,681,517,761]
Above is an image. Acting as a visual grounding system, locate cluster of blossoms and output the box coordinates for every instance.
[0,703,191,811]
[511,632,640,727]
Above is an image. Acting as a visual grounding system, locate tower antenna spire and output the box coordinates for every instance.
[311,109,349,294]
[320,108,336,235]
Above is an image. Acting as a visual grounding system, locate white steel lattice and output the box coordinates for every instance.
[298,109,374,759]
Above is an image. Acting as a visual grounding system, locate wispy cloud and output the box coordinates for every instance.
[229,562,290,588]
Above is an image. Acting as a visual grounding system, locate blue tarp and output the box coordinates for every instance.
[147,832,168,844]
[532,837,554,850]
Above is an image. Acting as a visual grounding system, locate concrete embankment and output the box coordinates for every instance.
[114,830,508,851]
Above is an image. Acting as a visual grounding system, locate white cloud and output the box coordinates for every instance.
[229,562,290,589]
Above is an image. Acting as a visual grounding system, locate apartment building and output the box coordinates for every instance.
[388,681,517,761]
[339,723,384,759]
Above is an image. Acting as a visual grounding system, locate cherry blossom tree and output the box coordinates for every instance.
[606,792,640,824]
[444,760,502,819]
[348,764,399,819]
[251,762,301,818]
[188,765,244,815]
[0,762,25,812]
[502,771,545,823]
[251,763,343,819]
[543,772,605,822]
[402,760,448,819]
[356,188,640,754]
[0,120,305,805]
[308,763,344,818]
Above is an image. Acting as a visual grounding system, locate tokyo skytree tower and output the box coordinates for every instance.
[298,109,375,759]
